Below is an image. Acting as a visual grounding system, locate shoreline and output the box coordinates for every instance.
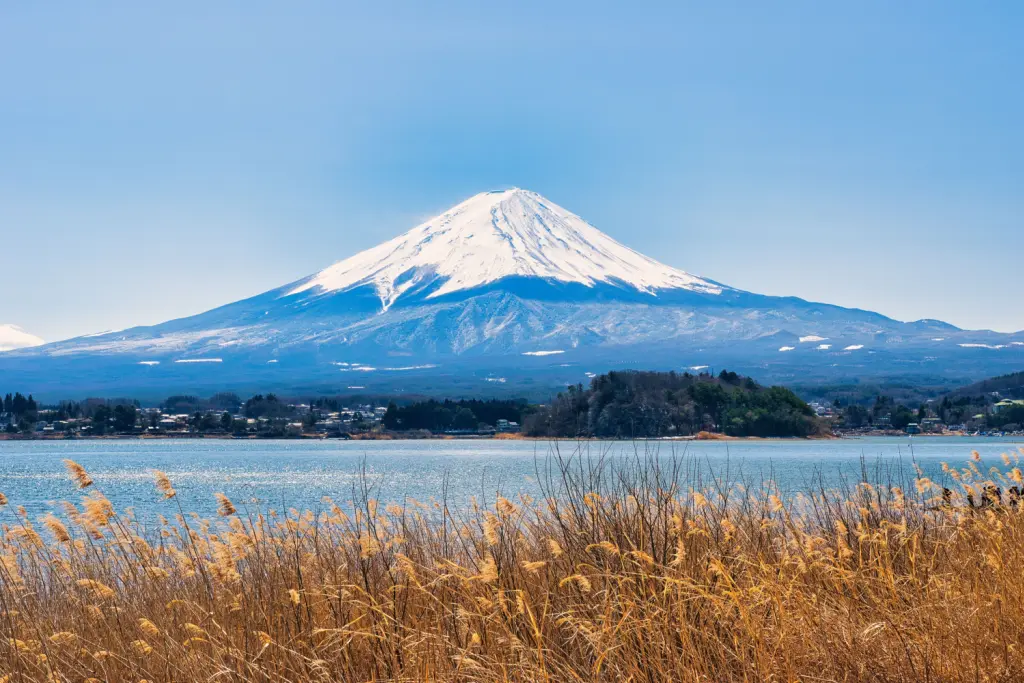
[0,431,1010,443]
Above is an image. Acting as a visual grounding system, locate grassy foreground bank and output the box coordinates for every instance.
[2,450,1024,682]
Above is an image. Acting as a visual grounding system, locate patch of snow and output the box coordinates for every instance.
[689,365,709,371]
[174,358,223,363]
[485,377,507,383]
[288,189,723,310]
[138,361,160,366]
[816,344,832,350]
[585,372,596,378]
[523,350,565,356]
[931,337,946,342]
[1011,342,1024,347]
[267,360,278,364]
[843,345,864,351]
[347,386,365,389]
[778,346,796,352]
[380,364,439,371]
[798,335,827,343]
[959,343,1006,350]
[47,327,259,358]
[0,324,44,352]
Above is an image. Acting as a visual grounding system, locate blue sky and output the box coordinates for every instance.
[2,1,1022,341]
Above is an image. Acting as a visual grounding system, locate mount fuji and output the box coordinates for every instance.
[3,189,1022,399]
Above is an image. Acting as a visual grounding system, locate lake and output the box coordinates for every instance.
[1,436,1021,521]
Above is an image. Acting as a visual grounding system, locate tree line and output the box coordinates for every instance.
[3,372,825,439]
[381,399,530,432]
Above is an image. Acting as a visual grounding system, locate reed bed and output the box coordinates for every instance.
[2,447,1024,682]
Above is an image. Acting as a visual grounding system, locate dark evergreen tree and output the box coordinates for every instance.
[112,404,137,433]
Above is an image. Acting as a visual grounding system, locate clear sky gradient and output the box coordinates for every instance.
[2,1,1022,342]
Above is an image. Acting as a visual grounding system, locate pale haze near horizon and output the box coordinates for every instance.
[1,1,1021,344]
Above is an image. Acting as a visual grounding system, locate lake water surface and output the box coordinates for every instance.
[1,437,1021,521]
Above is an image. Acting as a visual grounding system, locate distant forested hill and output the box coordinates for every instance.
[948,371,1024,400]
[523,370,826,439]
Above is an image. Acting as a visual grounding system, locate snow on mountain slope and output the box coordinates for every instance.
[288,188,723,310]
[0,324,44,352]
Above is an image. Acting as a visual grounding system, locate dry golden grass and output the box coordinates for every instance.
[2,448,1024,681]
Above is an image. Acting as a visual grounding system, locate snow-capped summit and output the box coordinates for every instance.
[0,324,44,352]
[288,188,723,310]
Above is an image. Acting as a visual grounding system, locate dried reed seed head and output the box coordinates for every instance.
[586,540,619,555]
[7,639,30,652]
[76,579,115,600]
[546,538,563,558]
[42,514,71,543]
[153,471,176,499]
[482,513,501,546]
[558,574,592,592]
[0,492,7,506]
[627,549,655,565]
[48,632,78,646]
[82,492,115,527]
[139,618,161,638]
[63,460,93,489]
[496,496,518,517]
[132,639,153,656]
[215,493,237,517]
[183,623,207,638]
[721,517,737,539]
[474,558,498,583]
[522,560,548,573]
[288,589,301,605]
